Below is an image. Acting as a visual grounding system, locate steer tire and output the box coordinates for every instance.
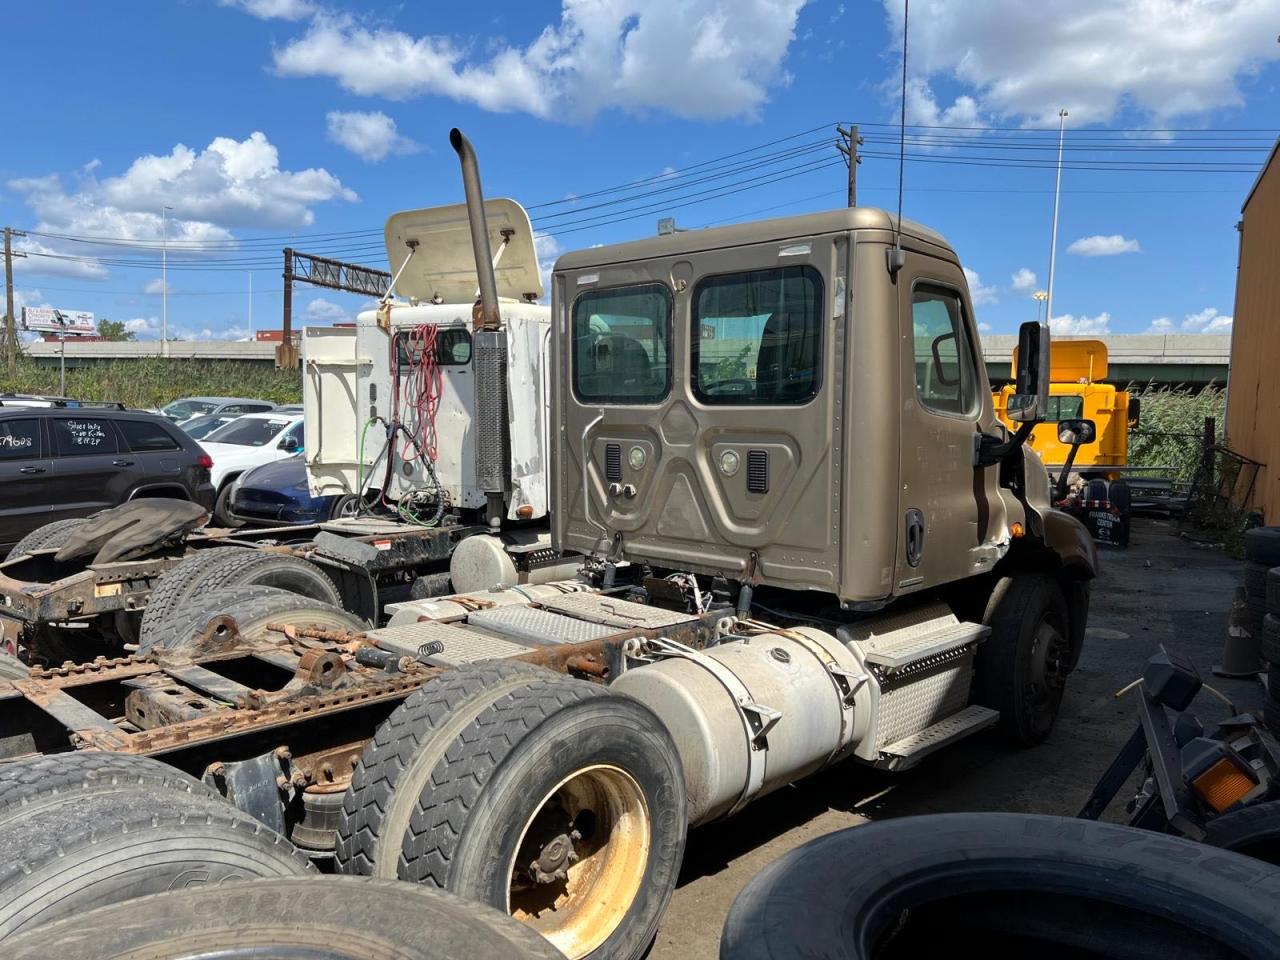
[366,672,686,960]
[720,812,1280,960]
[975,573,1072,746]
[337,660,560,877]
[0,652,28,680]
[8,518,92,558]
[140,584,367,655]
[0,789,315,940]
[0,876,566,960]
[0,752,213,830]
[1246,527,1280,567]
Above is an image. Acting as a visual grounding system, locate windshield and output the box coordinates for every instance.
[205,417,293,447]
[163,400,216,420]
[184,416,235,439]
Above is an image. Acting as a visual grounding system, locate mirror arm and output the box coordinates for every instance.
[1056,441,1082,501]
[974,420,1036,467]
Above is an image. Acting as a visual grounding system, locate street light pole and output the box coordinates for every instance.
[161,205,172,356]
[1045,108,1068,328]
[1033,290,1049,324]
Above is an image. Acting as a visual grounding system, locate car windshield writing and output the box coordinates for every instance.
[164,400,215,420]
[206,418,291,446]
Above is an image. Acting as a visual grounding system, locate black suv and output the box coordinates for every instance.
[0,402,215,555]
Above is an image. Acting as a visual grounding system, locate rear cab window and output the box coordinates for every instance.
[118,418,181,452]
[572,283,672,404]
[49,417,119,456]
[0,419,41,459]
[692,265,823,405]
[1046,395,1085,422]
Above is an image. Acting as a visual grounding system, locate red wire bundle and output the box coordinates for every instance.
[398,323,443,463]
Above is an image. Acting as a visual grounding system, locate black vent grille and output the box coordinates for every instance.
[605,443,622,482]
[746,450,769,493]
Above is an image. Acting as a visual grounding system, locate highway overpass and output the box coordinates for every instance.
[26,332,1230,388]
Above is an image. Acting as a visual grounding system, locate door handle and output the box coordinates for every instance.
[18,466,45,475]
[905,508,925,568]
[112,459,135,467]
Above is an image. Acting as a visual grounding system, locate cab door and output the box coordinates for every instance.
[894,254,1002,591]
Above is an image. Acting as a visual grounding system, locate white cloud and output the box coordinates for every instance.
[218,0,314,21]
[1011,267,1037,294]
[905,77,982,128]
[8,132,355,280]
[303,297,352,323]
[883,0,1280,126]
[123,317,160,338]
[1146,307,1232,335]
[1050,312,1111,336]
[142,278,172,295]
[326,111,421,163]
[1067,234,1141,257]
[963,266,997,305]
[272,3,806,121]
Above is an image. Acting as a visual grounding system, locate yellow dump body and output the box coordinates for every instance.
[994,339,1133,469]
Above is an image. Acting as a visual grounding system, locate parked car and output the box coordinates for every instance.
[199,412,304,526]
[0,404,215,557]
[179,413,241,440]
[0,393,78,408]
[230,454,358,526]
[160,396,275,423]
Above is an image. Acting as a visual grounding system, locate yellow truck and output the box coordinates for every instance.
[995,339,1140,545]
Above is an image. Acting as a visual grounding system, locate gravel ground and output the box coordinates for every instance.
[652,517,1257,959]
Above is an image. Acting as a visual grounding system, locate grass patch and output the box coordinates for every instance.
[3,356,302,409]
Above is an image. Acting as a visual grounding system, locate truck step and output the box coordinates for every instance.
[876,705,999,771]
[861,622,989,672]
[466,605,617,646]
[366,621,530,666]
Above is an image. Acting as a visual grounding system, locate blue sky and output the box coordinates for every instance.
[3,0,1277,340]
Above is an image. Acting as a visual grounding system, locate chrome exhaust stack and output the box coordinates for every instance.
[449,128,502,331]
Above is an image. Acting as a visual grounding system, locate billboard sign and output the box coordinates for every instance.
[20,307,97,335]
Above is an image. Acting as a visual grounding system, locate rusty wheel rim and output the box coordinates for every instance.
[506,763,650,959]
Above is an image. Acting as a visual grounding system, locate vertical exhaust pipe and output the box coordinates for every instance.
[449,128,502,330]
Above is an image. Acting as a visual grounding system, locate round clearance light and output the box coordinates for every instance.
[628,446,647,470]
[719,450,741,476]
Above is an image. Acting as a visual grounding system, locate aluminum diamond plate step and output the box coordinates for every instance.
[466,606,617,646]
[877,705,1000,770]
[860,622,989,670]
[539,593,697,629]
[366,621,530,666]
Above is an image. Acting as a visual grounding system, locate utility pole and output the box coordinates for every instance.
[280,248,296,369]
[836,124,862,207]
[1045,109,1068,327]
[4,227,27,378]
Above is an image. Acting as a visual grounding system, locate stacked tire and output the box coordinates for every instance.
[1245,527,1280,736]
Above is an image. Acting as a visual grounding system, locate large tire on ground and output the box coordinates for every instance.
[0,652,28,680]
[0,752,213,830]
[8,517,91,558]
[1267,568,1280,618]
[141,549,342,652]
[1259,614,1280,665]
[0,876,565,960]
[1244,561,1271,600]
[720,812,1280,960]
[340,666,687,960]
[975,573,1072,745]
[0,788,315,940]
[1246,527,1280,567]
[140,584,367,655]
[1204,800,1280,866]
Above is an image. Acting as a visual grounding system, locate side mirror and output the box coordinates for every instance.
[1127,396,1141,429]
[1008,321,1050,423]
[280,436,301,452]
[1058,418,1097,446]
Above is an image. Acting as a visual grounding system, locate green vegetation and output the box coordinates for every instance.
[1125,382,1226,484]
[2,356,301,408]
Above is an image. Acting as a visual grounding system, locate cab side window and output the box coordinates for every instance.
[911,285,979,417]
[50,417,119,456]
[0,419,40,460]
